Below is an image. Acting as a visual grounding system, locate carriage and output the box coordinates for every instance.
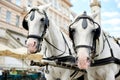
[22,4,120,80]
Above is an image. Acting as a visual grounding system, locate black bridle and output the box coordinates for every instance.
[25,8,72,57]
[26,9,49,43]
[22,8,49,52]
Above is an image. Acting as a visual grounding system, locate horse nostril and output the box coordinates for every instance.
[33,41,36,46]
[25,40,27,45]
[76,57,78,61]
[87,57,90,62]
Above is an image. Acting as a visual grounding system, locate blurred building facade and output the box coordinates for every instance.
[0,0,72,48]
[90,0,101,25]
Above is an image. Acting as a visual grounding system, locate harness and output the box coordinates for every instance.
[91,33,120,78]
[24,9,85,77]
[90,33,120,65]
[44,31,72,58]
[69,12,120,78]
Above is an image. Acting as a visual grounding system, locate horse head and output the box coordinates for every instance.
[69,11,101,69]
[22,4,51,53]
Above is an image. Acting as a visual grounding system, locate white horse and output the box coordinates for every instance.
[69,11,120,80]
[22,4,87,80]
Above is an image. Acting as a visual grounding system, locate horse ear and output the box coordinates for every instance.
[93,22,101,40]
[91,10,99,19]
[39,3,51,11]
[70,11,77,18]
[26,6,31,12]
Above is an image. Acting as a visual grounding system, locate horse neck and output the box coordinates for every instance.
[44,20,68,56]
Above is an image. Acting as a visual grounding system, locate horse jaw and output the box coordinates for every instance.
[77,48,90,69]
[26,6,32,12]
[38,3,51,11]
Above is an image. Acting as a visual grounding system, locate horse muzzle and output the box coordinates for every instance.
[76,51,91,69]
[26,38,41,53]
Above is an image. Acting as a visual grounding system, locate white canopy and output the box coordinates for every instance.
[0,44,43,70]
[0,44,43,60]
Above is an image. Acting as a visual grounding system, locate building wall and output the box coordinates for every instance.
[90,0,101,25]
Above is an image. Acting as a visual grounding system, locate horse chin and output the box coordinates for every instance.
[77,52,90,69]
[27,44,40,54]
[77,58,90,69]
[27,46,38,54]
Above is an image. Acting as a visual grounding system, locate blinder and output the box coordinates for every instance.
[22,18,28,30]
[93,22,101,40]
[69,27,75,42]
[43,10,49,27]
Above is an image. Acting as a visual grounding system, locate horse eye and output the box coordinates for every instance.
[92,29,96,35]
[40,18,44,22]
[92,29,95,33]
[71,28,75,32]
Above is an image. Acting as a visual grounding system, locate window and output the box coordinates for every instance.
[6,11,11,23]
[54,0,58,9]
[16,0,21,6]
[6,0,11,2]
[28,0,32,7]
[51,0,59,9]
[56,1,60,10]
[16,15,20,27]
[17,38,20,41]
[0,7,1,18]
[37,1,42,6]
[0,7,1,13]
[44,0,49,3]
[51,0,55,7]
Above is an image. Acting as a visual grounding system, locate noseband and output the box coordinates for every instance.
[75,45,93,51]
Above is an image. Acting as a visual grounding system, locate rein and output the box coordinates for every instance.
[44,38,66,56]
[26,9,77,70]
[90,32,120,70]
[43,32,73,61]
